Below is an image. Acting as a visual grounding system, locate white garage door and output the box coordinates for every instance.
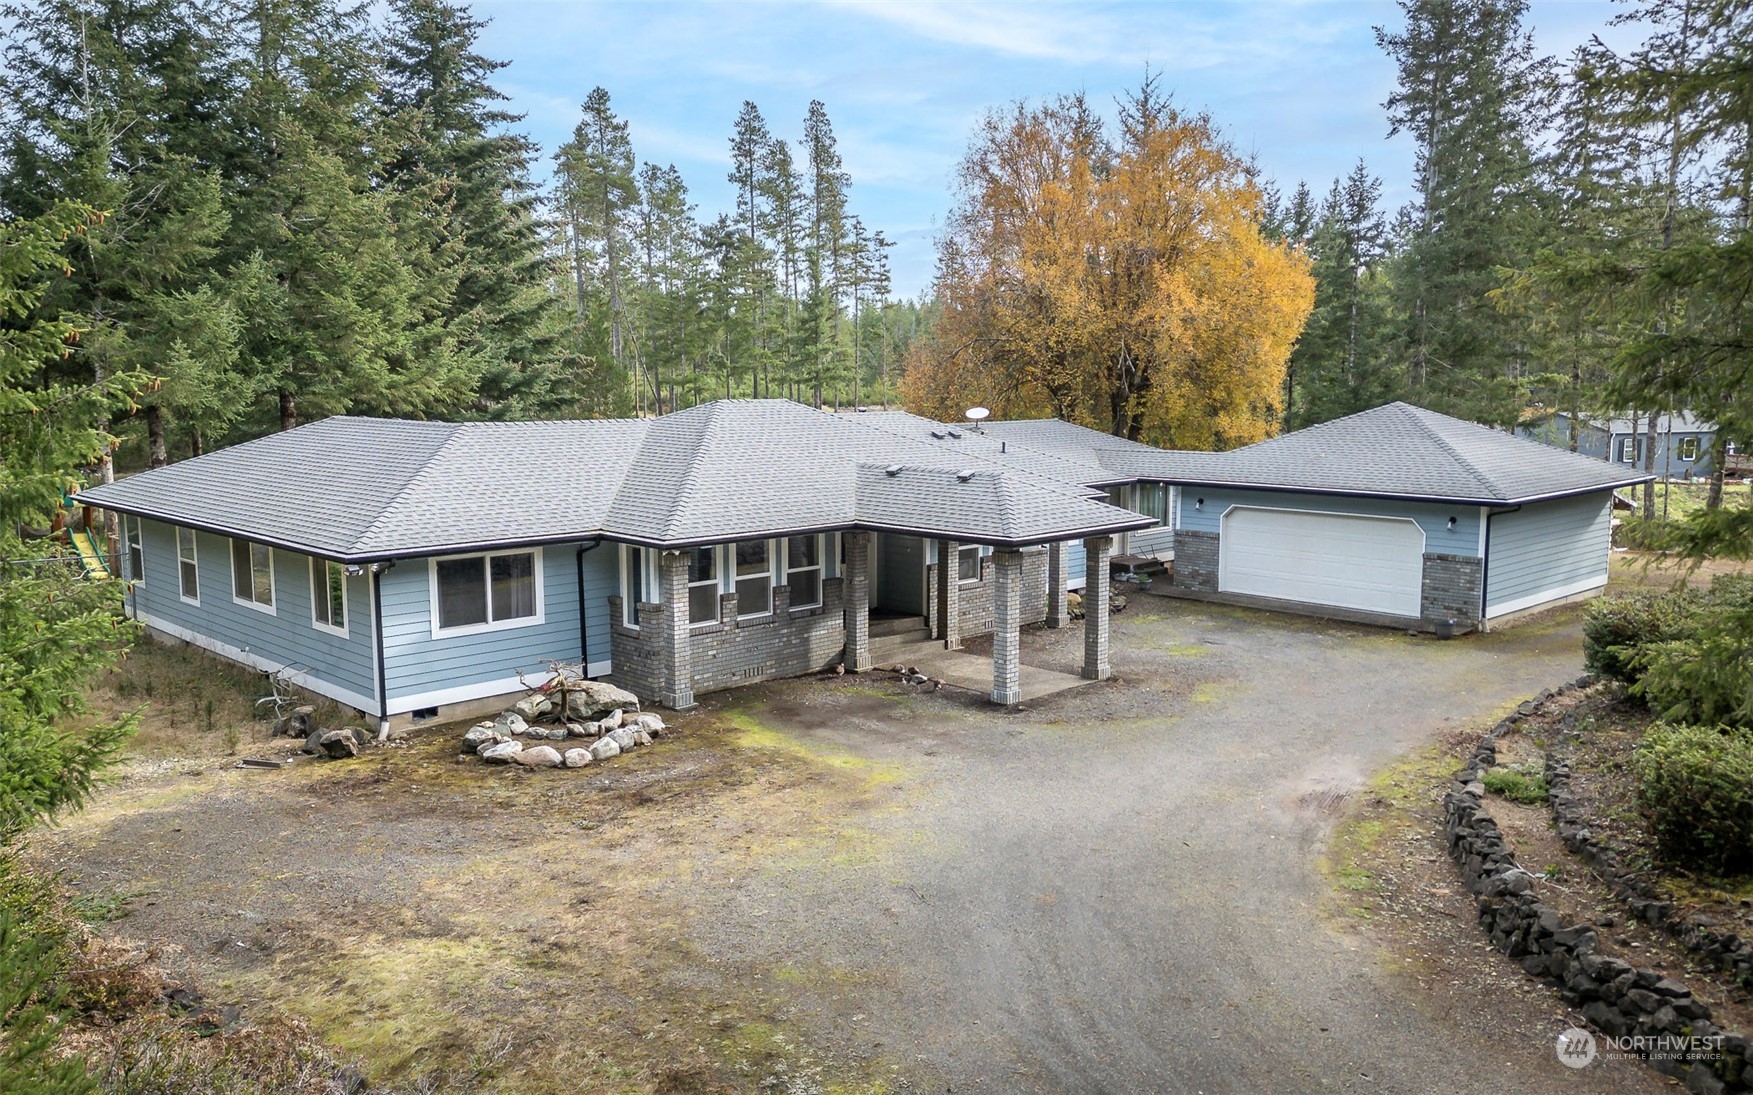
[1219,507,1425,617]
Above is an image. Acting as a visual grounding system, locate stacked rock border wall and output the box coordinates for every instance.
[1444,675,1752,1094]
[1547,746,1753,994]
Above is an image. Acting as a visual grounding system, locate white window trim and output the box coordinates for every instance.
[1618,437,1638,463]
[687,545,722,629]
[784,534,824,610]
[229,538,276,615]
[620,544,655,628]
[732,539,776,620]
[1677,436,1700,462]
[125,517,145,586]
[176,526,199,605]
[427,547,545,639]
[311,557,349,639]
[957,543,987,585]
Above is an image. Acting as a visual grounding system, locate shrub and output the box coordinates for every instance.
[1628,576,1753,727]
[1582,587,1701,683]
[1616,514,1674,552]
[1482,765,1549,805]
[1636,723,1753,875]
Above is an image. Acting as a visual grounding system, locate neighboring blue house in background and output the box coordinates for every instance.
[1518,411,1720,479]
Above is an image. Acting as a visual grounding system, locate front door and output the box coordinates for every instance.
[872,533,928,616]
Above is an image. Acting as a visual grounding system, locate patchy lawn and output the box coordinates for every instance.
[39,640,928,1093]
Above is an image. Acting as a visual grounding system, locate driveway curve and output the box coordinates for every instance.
[689,595,1664,1094]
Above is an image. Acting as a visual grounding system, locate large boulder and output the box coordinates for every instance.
[318,729,359,759]
[563,748,591,769]
[629,712,666,736]
[542,727,569,742]
[564,681,641,720]
[565,722,595,738]
[512,693,553,721]
[632,730,653,747]
[462,724,500,750]
[608,726,636,751]
[599,708,625,731]
[480,740,523,764]
[513,745,563,768]
[589,737,621,762]
[493,711,529,736]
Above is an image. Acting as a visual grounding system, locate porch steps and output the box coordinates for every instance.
[870,615,929,657]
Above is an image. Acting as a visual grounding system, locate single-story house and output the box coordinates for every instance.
[81,399,1645,729]
[1518,410,1720,479]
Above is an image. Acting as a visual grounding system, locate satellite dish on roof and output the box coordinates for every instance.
[964,407,990,422]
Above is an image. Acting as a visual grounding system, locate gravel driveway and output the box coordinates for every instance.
[44,593,1667,1093]
[679,593,1664,1094]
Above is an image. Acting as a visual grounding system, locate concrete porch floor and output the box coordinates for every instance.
[868,637,1097,703]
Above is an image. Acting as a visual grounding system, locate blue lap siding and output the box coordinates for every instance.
[1177,488,1484,555]
[377,543,617,714]
[1484,493,1612,618]
[127,519,378,711]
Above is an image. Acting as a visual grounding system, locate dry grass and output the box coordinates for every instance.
[51,653,920,1094]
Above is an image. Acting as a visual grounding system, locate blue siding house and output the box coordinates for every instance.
[1518,411,1720,479]
[86,400,1645,729]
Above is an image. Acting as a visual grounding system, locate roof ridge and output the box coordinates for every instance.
[660,402,725,540]
[1403,405,1503,499]
[352,421,469,552]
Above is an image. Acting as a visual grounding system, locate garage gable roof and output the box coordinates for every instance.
[1168,402,1651,504]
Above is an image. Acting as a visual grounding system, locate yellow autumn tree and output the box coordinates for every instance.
[903,79,1315,449]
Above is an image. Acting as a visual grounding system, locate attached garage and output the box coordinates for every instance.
[1219,507,1425,618]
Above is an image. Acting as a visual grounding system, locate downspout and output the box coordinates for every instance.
[577,539,603,678]
[372,560,396,740]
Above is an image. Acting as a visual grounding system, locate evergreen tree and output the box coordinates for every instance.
[1289,162,1398,427]
[554,86,637,399]
[1377,0,1550,425]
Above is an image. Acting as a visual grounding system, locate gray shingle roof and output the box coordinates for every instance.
[79,399,1645,560]
[80,400,1156,558]
[1163,402,1651,503]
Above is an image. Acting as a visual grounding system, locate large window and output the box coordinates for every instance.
[230,538,274,611]
[1618,437,1638,463]
[125,517,144,583]
[176,527,199,603]
[1137,483,1169,526]
[786,535,822,609]
[312,558,347,635]
[1678,436,1701,462]
[687,546,719,625]
[734,540,772,617]
[433,549,539,633]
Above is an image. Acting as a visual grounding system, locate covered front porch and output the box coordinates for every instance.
[843,530,1116,706]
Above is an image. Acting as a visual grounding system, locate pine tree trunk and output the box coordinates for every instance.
[191,426,204,457]
[1642,412,1659,519]
[1707,435,1725,510]
[145,405,168,468]
[279,390,297,432]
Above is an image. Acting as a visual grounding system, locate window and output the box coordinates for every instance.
[433,549,539,633]
[1677,436,1701,462]
[230,538,274,610]
[958,544,983,582]
[621,545,649,626]
[1618,437,1638,463]
[786,535,822,609]
[125,517,144,583]
[734,539,772,617]
[687,546,719,625]
[311,558,346,635]
[176,527,199,603]
[1137,483,1169,526]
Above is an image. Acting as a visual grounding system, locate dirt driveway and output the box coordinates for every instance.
[39,595,1666,1093]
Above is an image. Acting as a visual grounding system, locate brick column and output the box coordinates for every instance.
[658,549,695,709]
[991,548,1023,705]
[1045,541,1069,628]
[842,530,871,672]
[1082,535,1112,681]
[936,538,960,649]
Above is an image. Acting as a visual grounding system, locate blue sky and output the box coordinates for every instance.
[474,1,1647,298]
